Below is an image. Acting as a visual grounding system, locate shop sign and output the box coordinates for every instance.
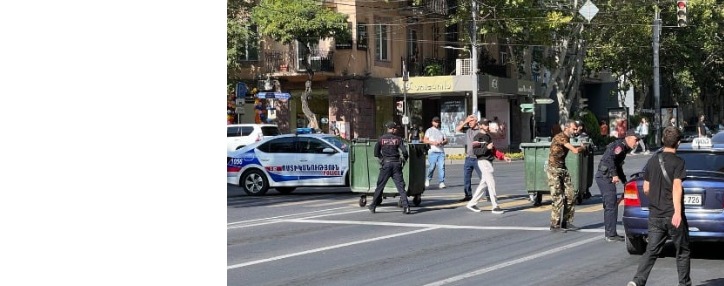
[404,76,454,94]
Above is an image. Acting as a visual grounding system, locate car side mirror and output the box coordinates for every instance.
[322,148,336,154]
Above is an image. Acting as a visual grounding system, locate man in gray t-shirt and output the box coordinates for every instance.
[455,115,484,201]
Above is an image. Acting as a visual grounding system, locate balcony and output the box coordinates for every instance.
[262,50,334,75]
[400,0,449,17]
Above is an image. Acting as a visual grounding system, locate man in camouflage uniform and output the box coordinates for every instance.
[547,120,586,232]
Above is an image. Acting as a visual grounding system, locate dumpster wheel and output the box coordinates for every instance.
[531,191,544,206]
[359,195,367,207]
[413,195,421,206]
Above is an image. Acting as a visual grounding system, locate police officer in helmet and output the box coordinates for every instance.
[369,121,411,214]
[595,129,641,242]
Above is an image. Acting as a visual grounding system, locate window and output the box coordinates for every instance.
[258,137,297,153]
[298,138,333,154]
[357,23,368,50]
[260,126,281,136]
[239,25,259,61]
[375,22,389,61]
[297,40,320,72]
[241,127,253,136]
[227,127,241,137]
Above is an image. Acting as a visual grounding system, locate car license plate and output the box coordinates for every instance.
[684,194,702,206]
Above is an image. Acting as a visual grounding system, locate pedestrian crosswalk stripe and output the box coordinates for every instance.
[574,204,603,213]
[270,199,327,207]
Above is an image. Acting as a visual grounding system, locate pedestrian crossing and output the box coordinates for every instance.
[228,193,614,213]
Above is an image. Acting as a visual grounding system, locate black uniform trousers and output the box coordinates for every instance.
[595,174,619,237]
[371,159,409,208]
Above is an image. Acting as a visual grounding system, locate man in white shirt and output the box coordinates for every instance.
[423,117,448,189]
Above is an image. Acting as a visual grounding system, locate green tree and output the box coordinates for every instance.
[227,0,255,91]
[252,0,350,131]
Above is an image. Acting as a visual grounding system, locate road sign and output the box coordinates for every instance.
[235,107,245,115]
[579,0,599,23]
[256,92,291,100]
[520,103,535,113]
[534,98,554,104]
[235,82,247,99]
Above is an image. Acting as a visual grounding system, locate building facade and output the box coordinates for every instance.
[230,0,548,150]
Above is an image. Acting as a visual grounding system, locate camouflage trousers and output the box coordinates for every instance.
[547,167,575,227]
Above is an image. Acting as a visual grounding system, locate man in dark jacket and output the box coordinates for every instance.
[369,121,411,214]
[595,129,640,242]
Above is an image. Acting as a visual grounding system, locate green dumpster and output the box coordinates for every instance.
[349,139,426,207]
[520,137,593,206]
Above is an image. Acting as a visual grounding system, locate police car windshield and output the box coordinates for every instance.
[322,136,350,152]
[678,152,724,173]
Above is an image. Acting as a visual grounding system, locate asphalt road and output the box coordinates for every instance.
[227,154,724,286]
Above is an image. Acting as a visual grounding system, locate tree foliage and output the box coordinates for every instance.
[447,0,723,123]
[251,0,350,131]
[227,0,255,90]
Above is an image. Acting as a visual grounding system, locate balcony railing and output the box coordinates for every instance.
[263,50,334,74]
[402,0,448,16]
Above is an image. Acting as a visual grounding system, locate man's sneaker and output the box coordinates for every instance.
[466,205,482,212]
[425,179,430,187]
[368,204,376,214]
[491,206,504,214]
[563,224,581,231]
[403,206,411,214]
[626,281,637,286]
[439,182,446,189]
[605,235,625,242]
[550,226,566,233]
[458,196,472,202]
[643,151,650,155]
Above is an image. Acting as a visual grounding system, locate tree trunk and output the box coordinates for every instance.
[299,44,320,132]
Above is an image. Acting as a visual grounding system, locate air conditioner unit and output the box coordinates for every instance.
[455,59,471,75]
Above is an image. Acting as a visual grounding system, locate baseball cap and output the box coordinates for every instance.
[478,118,491,125]
[385,121,398,129]
[432,116,441,122]
[625,129,642,139]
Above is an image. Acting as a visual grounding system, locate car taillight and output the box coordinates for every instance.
[623,181,641,207]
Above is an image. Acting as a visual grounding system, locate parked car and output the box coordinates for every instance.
[622,131,724,254]
[227,134,350,195]
[227,124,281,152]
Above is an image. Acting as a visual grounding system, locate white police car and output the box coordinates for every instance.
[227,134,350,195]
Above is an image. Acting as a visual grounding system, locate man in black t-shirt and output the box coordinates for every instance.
[628,126,691,286]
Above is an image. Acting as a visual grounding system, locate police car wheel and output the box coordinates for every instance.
[241,169,269,196]
[276,187,296,194]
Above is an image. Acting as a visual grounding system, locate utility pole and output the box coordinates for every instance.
[403,60,409,141]
[653,7,662,146]
[471,0,478,117]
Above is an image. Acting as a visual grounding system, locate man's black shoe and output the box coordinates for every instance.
[458,196,472,202]
[605,235,625,242]
[550,226,566,233]
[403,206,411,214]
[368,204,376,214]
[563,224,581,231]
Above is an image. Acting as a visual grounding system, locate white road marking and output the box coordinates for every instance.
[282,219,604,233]
[227,207,348,226]
[227,227,438,270]
[423,236,602,286]
[227,209,369,230]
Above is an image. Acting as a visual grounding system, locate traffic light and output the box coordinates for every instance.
[676,0,687,27]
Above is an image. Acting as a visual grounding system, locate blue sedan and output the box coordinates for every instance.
[622,132,724,254]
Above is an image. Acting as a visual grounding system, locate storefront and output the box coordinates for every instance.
[365,75,537,149]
